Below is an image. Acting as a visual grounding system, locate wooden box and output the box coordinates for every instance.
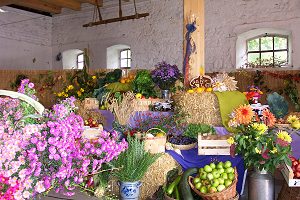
[83,98,99,110]
[281,162,300,187]
[198,134,231,155]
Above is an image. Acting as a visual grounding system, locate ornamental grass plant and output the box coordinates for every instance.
[111,136,161,182]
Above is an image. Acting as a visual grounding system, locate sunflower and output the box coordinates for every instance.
[235,104,255,125]
[277,130,292,143]
[262,109,276,127]
[287,115,299,124]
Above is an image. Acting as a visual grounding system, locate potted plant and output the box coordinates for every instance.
[227,104,292,200]
[151,61,181,99]
[111,136,161,200]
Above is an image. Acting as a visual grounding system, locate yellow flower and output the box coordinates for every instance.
[65,89,69,92]
[255,147,261,154]
[57,93,62,97]
[77,91,82,97]
[277,130,292,143]
[270,148,278,154]
[80,88,84,92]
[61,92,65,95]
[92,76,97,80]
[67,85,74,90]
[227,137,235,145]
[251,123,268,135]
[65,94,69,97]
[287,115,299,124]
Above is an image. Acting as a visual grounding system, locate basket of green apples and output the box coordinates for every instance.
[189,161,238,200]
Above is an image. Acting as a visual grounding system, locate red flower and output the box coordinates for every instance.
[262,149,270,159]
[276,138,289,147]
[230,144,236,158]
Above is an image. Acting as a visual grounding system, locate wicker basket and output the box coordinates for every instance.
[143,128,166,154]
[164,193,177,200]
[188,168,238,200]
[278,181,300,200]
[83,98,99,110]
[171,142,197,150]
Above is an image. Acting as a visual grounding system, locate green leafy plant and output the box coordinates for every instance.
[267,92,289,119]
[132,70,157,98]
[183,123,216,139]
[111,136,161,182]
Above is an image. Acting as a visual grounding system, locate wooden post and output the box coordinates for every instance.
[183,0,205,80]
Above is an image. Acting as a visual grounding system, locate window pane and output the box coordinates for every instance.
[121,59,128,68]
[248,53,260,63]
[247,38,259,51]
[274,37,287,50]
[121,50,128,59]
[128,50,131,58]
[261,52,273,66]
[78,54,84,62]
[261,37,273,51]
[78,62,84,69]
[274,51,288,65]
[127,59,131,68]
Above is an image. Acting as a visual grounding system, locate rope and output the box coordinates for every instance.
[133,0,138,18]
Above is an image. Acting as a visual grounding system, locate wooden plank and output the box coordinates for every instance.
[198,148,230,155]
[0,0,17,7]
[16,0,62,13]
[41,0,81,11]
[76,0,103,6]
[184,0,205,79]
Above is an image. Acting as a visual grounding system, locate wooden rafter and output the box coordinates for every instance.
[76,0,103,6]
[15,0,62,14]
[41,0,81,11]
[0,0,17,7]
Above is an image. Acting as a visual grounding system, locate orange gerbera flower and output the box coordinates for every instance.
[262,109,276,127]
[235,104,255,125]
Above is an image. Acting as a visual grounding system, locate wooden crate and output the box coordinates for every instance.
[281,162,300,187]
[83,98,99,110]
[198,134,231,155]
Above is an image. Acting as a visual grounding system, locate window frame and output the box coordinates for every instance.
[246,34,289,67]
[77,53,84,69]
[120,48,131,69]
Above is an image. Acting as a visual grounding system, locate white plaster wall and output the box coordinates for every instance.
[0,6,52,69]
[107,44,130,69]
[51,0,183,70]
[62,49,83,69]
[205,0,300,72]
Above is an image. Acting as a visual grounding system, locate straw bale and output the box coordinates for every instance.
[108,153,182,200]
[173,92,222,126]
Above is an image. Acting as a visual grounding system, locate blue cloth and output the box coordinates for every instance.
[167,148,245,195]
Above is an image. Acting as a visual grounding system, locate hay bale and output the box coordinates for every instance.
[108,153,182,200]
[173,92,222,126]
[75,100,106,126]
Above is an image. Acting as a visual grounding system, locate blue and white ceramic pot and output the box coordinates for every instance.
[119,181,142,200]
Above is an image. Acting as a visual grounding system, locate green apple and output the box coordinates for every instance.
[207,173,214,180]
[228,173,235,181]
[200,186,208,194]
[224,161,232,168]
[211,179,220,187]
[225,179,232,187]
[217,184,226,192]
[217,162,224,169]
[193,177,201,184]
[195,182,202,189]
[218,168,225,174]
[221,173,228,180]
[209,186,217,193]
[225,167,234,174]
[212,170,220,179]
[204,165,213,173]
[199,168,204,173]
[210,163,216,169]
[218,177,225,185]
[200,172,207,180]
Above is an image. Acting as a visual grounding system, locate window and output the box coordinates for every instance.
[77,53,84,69]
[120,49,131,68]
[247,35,288,67]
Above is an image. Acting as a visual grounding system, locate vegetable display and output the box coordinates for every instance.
[178,168,198,200]
[290,156,300,178]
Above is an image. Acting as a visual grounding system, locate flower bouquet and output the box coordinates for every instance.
[243,85,263,104]
[151,61,181,90]
[227,104,292,172]
[0,80,127,199]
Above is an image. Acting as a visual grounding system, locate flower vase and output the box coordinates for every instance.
[119,181,142,200]
[248,169,274,200]
[161,89,170,100]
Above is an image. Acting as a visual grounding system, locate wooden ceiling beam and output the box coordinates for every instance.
[41,0,81,11]
[0,0,17,7]
[76,0,103,7]
[15,0,62,14]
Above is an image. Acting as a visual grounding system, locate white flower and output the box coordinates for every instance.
[23,191,31,199]
[35,181,46,193]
